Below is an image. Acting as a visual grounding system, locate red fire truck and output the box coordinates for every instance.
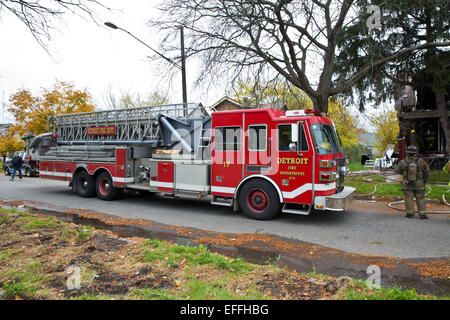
[39,103,355,220]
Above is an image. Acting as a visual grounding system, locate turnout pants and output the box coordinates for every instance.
[403,190,426,216]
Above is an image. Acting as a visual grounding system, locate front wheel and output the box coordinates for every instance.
[95,172,121,201]
[238,179,281,220]
[4,166,11,175]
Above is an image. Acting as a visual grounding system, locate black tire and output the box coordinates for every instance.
[25,167,33,177]
[4,166,11,176]
[238,179,281,220]
[74,170,96,197]
[95,172,121,201]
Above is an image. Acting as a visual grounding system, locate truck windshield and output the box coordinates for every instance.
[310,124,343,155]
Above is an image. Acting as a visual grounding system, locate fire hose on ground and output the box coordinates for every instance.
[350,172,450,214]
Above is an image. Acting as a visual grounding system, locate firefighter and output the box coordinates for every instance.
[409,129,421,152]
[395,145,430,219]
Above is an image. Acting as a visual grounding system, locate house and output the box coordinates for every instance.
[209,96,247,112]
[395,83,449,160]
[209,96,289,113]
[357,133,377,156]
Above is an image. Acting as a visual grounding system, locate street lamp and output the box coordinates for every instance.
[104,22,188,115]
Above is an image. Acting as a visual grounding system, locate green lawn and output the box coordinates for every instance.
[340,280,447,300]
[347,161,370,172]
[346,159,449,201]
[428,170,450,184]
[345,181,449,201]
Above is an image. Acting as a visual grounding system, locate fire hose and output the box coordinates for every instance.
[350,171,450,214]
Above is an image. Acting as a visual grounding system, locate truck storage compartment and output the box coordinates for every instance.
[175,161,210,193]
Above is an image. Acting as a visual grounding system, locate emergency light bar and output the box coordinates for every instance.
[286,109,322,117]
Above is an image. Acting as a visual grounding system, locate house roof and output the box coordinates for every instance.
[210,96,247,111]
[210,96,291,112]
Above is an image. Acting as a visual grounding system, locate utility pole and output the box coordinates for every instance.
[105,22,188,116]
[180,27,188,116]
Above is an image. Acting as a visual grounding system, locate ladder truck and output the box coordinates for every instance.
[39,103,355,220]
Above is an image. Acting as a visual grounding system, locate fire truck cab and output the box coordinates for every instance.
[209,108,354,219]
[39,104,355,220]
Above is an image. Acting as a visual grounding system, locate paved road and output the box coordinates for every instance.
[1,176,449,259]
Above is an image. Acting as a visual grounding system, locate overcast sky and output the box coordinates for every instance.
[0,0,220,123]
[0,0,377,131]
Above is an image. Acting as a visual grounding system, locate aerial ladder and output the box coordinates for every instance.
[43,103,212,162]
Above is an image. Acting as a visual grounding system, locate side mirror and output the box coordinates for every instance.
[291,123,298,143]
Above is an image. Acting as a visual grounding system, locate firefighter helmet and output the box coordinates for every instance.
[406,145,418,155]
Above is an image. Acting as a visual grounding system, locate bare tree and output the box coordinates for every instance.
[102,87,170,110]
[152,0,450,113]
[0,0,108,49]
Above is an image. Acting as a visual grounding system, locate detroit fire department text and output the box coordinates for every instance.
[34,103,355,220]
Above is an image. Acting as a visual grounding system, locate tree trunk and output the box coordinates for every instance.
[311,95,329,114]
[436,93,450,155]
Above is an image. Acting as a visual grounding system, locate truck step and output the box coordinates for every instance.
[126,183,150,191]
[211,196,233,207]
[281,203,311,215]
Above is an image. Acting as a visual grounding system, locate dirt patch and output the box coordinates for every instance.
[92,234,129,251]
[1,198,449,296]
[0,206,342,300]
[254,271,330,300]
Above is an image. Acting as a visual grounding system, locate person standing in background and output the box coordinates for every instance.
[9,152,23,181]
[395,145,430,219]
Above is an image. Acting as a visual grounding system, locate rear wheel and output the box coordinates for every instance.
[95,172,121,201]
[238,179,281,220]
[74,170,96,197]
[4,166,10,175]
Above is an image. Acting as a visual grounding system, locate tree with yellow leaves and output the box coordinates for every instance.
[8,81,95,137]
[0,128,23,157]
[232,81,361,151]
[326,99,361,150]
[368,106,400,157]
